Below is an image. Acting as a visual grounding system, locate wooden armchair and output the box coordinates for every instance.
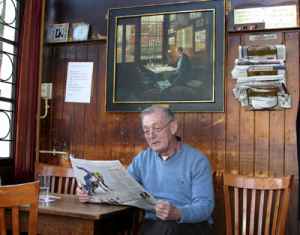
[35,163,77,194]
[223,174,293,235]
[0,181,39,235]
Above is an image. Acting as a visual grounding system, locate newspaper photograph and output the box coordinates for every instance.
[70,157,156,210]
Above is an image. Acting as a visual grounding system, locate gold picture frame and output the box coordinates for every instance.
[106,1,225,112]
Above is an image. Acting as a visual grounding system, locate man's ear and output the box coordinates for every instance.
[170,120,178,135]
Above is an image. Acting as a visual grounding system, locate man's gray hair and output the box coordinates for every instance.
[140,105,175,122]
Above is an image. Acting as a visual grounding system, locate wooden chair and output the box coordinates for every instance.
[223,174,293,235]
[35,163,77,194]
[0,181,39,235]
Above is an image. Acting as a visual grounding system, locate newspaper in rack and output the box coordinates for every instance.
[70,157,156,210]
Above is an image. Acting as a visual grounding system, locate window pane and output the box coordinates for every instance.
[0,81,12,98]
[2,24,16,41]
[0,52,14,82]
[0,102,12,159]
[125,25,135,62]
[141,15,163,60]
[0,100,12,110]
[176,26,193,49]
[195,30,206,52]
[0,110,11,139]
[116,25,123,63]
[1,41,15,54]
[0,140,10,158]
[0,0,17,26]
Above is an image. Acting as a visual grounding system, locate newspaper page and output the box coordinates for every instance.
[70,157,156,211]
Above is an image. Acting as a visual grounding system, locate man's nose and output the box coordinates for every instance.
[147,129,157,138]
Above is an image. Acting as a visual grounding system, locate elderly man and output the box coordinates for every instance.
[77,105,214,235]
[128,105,214,235]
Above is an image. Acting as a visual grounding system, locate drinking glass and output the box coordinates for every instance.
[39,176,50,204]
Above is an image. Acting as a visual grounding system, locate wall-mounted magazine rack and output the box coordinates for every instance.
[231,44,291,110]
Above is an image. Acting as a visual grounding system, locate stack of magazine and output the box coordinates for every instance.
[231,45,291,110]
[70,157,157,210]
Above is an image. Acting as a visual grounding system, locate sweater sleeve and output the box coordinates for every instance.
[177,157,215,223]
[127,154,143,184]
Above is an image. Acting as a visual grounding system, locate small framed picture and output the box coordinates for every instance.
[46,23,69,43]
[71,23,90,41]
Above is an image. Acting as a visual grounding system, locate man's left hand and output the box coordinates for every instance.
[155,200,181,221]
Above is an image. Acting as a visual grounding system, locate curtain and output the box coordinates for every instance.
[14,0,43,182]
[297,101,300,219]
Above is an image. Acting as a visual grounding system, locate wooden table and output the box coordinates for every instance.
[16,194,136,235]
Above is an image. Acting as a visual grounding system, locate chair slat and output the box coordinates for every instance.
[12,207,19,235]
[277,181,292,235]
[271,190,281,235]
[242,188,247,235]
[70,178,76,194]
[264,190,273,235]
[58,177,63,193]
[257,190,265,235]
[28,204,38,235]
[224,186,232,235]
[50,176,55,193]
[234,188,239,235]
[64,178,70,194]
[0,208,6,235]
[249,189,256,235]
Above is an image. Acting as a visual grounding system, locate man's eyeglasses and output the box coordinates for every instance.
[142,119,173,136]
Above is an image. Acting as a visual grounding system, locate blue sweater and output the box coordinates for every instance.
[128,143,214,223]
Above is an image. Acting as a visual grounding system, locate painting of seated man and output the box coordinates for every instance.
[107,0,224,111]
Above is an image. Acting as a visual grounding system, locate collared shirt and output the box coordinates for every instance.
[128,144,215,223]
[176,55,183,71]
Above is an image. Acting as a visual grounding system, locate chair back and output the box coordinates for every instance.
[223,174,293,235]
[35,163,77,194]
[0,181,39,235]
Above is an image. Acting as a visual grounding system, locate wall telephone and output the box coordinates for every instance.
[41,83,53,99]
[40,83,53,119]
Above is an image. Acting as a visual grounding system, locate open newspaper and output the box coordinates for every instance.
[70,157,156,210]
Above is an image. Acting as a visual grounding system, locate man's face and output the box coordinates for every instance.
[142,111,177,155]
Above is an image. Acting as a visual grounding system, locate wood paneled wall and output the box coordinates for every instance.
[40,31,300,234]
[40,1,300,234]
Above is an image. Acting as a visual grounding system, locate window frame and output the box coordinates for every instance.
[0,0,21,162]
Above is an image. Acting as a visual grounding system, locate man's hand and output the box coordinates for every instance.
[155,200,181,221]
[76,185,89,203]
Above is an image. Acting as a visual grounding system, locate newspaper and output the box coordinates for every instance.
[231,64,285,79]
[234,58,285,66]
[70,157,157,211]
[238,45,286,60]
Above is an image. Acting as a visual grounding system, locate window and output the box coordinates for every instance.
[141,15,163,60]
[116,24,136,63]
[116,25,123,63]
[176,26,193,50]
[0,0,20,159]
[125,25,135,62]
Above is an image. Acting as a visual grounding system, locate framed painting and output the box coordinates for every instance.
[106,1,225,112]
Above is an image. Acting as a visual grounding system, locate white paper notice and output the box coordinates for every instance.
[65,62,94,103]
[234,5,297,29]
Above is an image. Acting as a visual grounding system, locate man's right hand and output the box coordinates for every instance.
[76,186,89,203]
